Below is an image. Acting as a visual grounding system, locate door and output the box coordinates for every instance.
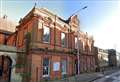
[0,56,12,82]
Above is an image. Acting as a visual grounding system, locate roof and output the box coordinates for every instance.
[19,7,72,25]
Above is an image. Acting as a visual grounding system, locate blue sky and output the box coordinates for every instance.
[1,0,120,51]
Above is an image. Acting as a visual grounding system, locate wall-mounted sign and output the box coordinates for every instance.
[53,62,60,71]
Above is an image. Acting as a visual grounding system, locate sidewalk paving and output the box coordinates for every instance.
[49,67,120,82]
[75,67,120,82]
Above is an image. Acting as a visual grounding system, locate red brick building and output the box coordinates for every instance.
[12,7,96,82]
[0,16,17,82]
[3,7,96,82]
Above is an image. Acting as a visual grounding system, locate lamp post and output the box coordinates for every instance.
[70,6,87,75]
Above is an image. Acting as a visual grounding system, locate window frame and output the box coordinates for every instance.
[75,37,78,49]
[61,60,67,75]
[43,25,50,43]
[61,32,66,47]
[42,58,50,77]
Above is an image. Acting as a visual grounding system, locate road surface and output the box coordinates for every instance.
[93,71,120,82]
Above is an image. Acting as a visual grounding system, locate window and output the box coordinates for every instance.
[43,58,50,77]
[43,26,50,43]
[61,32,65,47]
[61,60,67,75]
[75,37,77,49]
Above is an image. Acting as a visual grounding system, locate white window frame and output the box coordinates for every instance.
[43,58,50,77]
[43,26,50,43]
[61,32,65,47]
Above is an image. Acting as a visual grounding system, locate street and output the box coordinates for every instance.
[93,71,120,82]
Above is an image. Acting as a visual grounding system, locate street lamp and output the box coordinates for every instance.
[70,6,87,75]
[71,6,87,17]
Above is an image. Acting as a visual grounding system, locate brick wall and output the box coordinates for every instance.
[30,52,76,81]
[7,33,16,46]
[0,34,5,44]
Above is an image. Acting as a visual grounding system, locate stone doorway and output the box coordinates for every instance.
[0,55,12,82]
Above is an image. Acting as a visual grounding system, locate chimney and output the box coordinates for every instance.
[3,15,7,19]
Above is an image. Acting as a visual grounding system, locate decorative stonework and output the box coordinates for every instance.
[43,17,52,26]
[70,15,79,27]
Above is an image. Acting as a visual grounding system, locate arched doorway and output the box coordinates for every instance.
[0,55,12,82]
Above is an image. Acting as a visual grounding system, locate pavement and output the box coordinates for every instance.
[93,71,120,82]
[50,67,120,82]
[77,67,120,82]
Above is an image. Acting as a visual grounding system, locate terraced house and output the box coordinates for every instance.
[5,7,96,82]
